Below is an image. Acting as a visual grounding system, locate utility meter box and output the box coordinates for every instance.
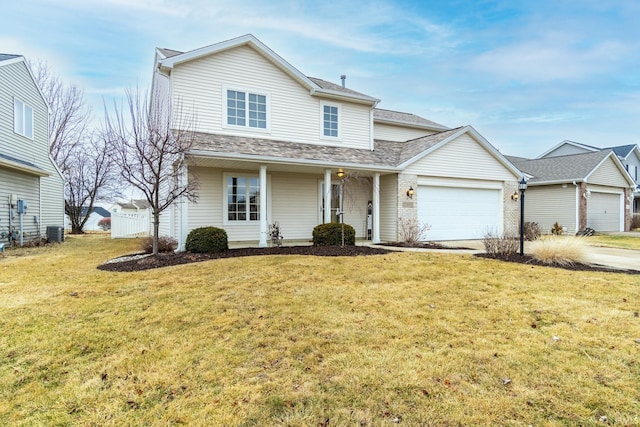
[17,199,28,214]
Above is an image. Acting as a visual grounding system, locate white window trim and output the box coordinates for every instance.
[319,101,341,141]
[14,97,34,139]
[222,86,271,133]
[223,172,263,226]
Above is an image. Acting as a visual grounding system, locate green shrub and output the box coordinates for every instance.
[524,221,541,241]
[312,223,355,246]
[185,227,228,253]
[140,236,177,254]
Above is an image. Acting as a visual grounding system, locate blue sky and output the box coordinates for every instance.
[3,0,640,158]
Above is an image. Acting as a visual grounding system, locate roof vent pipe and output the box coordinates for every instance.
[340,74,346,88]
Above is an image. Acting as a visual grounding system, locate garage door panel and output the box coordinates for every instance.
[418,186,501,240]
[587,192,621,231]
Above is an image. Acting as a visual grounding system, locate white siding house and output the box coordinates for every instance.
[0,54,64,245]
[151,34,522,248]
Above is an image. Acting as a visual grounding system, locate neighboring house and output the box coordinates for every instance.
[151,34,522,248]
[539,140,640,213]
[507,150,635,234]
[0,54,64,244]
[109,199,151,214]
[65,206,111,231]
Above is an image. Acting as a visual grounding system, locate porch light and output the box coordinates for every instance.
[511,191,519,201]
[336,168,345,179]
[406,186,415,199]
[518,176,527,256]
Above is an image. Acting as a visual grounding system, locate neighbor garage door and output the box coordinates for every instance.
[417,186,501,240]
[587,192,621,231]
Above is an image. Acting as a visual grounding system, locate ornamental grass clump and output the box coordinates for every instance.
[529,236,588,266]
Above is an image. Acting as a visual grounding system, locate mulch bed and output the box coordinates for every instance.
[97,245,394,272]
[476,253,640,275]
[98,244,640,275]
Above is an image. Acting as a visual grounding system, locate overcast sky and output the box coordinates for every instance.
[3,0,640,158]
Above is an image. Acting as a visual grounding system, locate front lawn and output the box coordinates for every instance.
[587,234,640,250]
[1,235,639,425]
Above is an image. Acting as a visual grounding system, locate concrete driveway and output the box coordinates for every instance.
[432,235,640,271]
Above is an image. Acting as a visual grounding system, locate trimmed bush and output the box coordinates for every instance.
[312,223,355,246]
[98,217,111,231]
[185,227,228,253]
[140,236,177,254]
[523,221,541,241]
[529,236,588,266]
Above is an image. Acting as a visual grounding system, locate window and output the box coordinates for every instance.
[226,89,267,129]
[227,176,260,221]
[14,98,33,138]
[323,104,339,137]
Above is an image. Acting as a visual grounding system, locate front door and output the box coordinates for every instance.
[319,182,342,223]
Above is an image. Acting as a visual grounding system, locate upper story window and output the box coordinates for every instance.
[14,98,33,139]
[226,89,267,130]
[321,102,340,139]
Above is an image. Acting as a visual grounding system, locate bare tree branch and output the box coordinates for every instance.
[103,87,199,254]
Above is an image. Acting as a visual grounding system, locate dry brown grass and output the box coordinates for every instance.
[1,235,640,426]
[529,236,589,266]
[588,234,640,250]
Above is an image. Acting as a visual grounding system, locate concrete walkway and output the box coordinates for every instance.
[424,236,640,271]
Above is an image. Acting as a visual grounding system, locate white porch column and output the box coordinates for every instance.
[324,169,332,223]
[373,172,380,243]
[178,161,189,251]
[259,165,267,247]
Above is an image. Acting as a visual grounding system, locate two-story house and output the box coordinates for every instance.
[151,34,522,249]
[0,54,64,245]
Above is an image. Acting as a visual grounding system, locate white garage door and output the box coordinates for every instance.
[418,186,501,240]
[587,192,621,231]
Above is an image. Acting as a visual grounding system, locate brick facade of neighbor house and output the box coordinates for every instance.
[579,182,589,232]
[503,181,520,237]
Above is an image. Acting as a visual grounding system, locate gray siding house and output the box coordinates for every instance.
[0,54,64,244]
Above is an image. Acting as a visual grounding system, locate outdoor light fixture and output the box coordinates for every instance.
[583,190,591,199]
[518,176,527,256]
[336,168,345,179]
[406,186,415,199]
[511,191,519,201]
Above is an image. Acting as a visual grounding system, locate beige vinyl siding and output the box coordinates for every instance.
[373,123,436,142]
[38,161,64,231]
[0,169,40,242]
[524,185,577,234]
[588,157,630,188]
[379,174,398,241]
[0,61,49,169]
[404,134,516,181]
[0,60,65,233]
[271,173,318,240]
[171,46,371,149]
[543,145,593,158]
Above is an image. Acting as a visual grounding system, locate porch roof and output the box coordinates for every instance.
[187,128,463,171]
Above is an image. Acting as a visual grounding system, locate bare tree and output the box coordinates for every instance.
[29,60,118,233]
[103,87,199,255]
[64,133,120,233]
[28,60,91,170]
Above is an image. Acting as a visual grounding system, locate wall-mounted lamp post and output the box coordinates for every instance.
[406,186,414,199]
[518,176,527,256]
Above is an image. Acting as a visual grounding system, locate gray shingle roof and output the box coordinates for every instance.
[188,128,461,169]
[506,151,611,183]
[0,54,21,63]
[0,152,45,171]
[374,108,448,130]
[157,48,183,58]
[307,77,377,101]
[605,144,637,158]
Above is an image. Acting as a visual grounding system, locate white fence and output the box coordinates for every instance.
[111,212,151,238]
